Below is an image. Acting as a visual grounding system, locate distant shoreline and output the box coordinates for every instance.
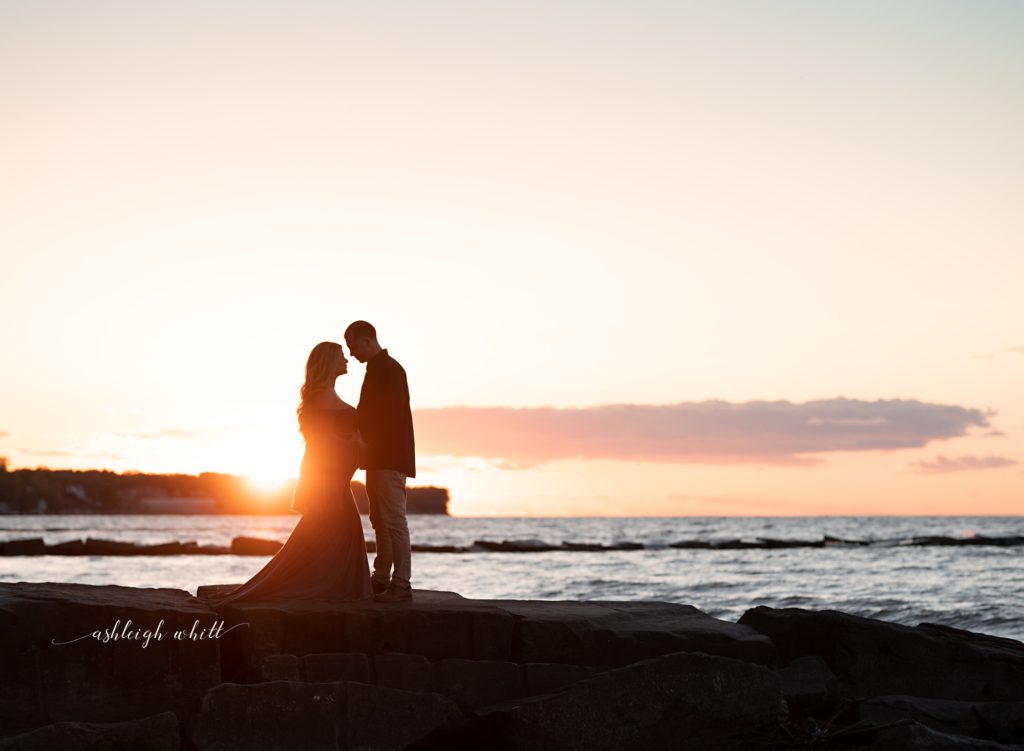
[0,467,449,515]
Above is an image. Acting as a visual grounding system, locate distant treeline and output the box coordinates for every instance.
[0,461,448,515]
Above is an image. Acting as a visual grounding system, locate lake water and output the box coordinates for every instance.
[1,514,1021,641]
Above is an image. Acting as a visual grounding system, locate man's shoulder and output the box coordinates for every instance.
[375,351,406,376]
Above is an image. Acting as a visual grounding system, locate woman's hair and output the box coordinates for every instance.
[297,341,342,424]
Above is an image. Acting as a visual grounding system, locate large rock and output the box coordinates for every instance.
[857,695,1024,746]
[864,720,1024,750]
[189,680,463,751]
[0,538,46,556]
[437,658,525,709]
[205,589,515,681]
[304,652,372,683]
[439,650,786,750]
[260,654,300,681]
[45,539,87,554]
[204,591,773,682]
[0,711,179,751]
[484,599,775,667]
[523,663,601,694]
[917,623,1024,668]
[0,582,221,736]
[229,536,283,556]
[373,652,436,692]
[739,606,1024,701]
[775,655,840,716]
[81,538,138,555]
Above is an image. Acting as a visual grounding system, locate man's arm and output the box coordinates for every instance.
[361,362,408,439]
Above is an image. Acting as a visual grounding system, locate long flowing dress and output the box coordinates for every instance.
[202,402,373,605]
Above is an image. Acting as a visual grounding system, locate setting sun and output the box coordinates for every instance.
[243,470,294,494]
[210,428,302,493]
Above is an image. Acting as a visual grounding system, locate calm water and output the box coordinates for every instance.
[1,515,1021,641]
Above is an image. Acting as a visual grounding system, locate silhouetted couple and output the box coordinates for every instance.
[203,321,416,605]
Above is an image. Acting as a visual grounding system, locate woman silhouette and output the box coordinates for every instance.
[203,342,373,604]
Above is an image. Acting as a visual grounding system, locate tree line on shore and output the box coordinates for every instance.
[0,459,448,515]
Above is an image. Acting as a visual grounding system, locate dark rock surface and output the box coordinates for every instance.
[252,649,603,712]
[8,533,1021,556]
[228,536,283,556]
[0,538,46,556]
[438,650,786,750]
[739,606,1024,702]
[374,652,436,693]
[916,622,1024,667]
[198,587,772,681]
[863,720,1024,750]
[0,712,180,751]
[3,581,1023,749]
[908,535,1024,547]
[856,695,1024,746]
[775,655,840,716]
[437,657,526,710]
[259,653,300,681]
[523,662,601,695]
[493,598,775,666]
[189,680,463,751]
[303,652,372,683]
[0,582,220,737]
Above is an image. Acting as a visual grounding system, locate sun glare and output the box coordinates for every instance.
[243,469,294,493]
[211,427,302,494]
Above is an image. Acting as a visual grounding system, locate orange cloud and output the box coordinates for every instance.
[911,455,1018,473]
[414,398,993,467]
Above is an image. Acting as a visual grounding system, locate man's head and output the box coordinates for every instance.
[344,320,382,363]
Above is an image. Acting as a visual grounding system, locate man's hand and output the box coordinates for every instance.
[352,431,369,469]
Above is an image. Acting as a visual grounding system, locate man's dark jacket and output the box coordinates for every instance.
[356,349,416,477]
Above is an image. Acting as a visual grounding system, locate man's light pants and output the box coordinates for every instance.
[366,469,411,589]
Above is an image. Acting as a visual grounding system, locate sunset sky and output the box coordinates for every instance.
[2,1,1021,515]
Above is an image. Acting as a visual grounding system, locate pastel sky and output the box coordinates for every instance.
[2,1,1021,515]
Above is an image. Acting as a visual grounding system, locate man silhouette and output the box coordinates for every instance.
[344,320,416,603]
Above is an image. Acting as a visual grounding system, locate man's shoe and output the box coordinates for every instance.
[374,586,412,603]
[371,579,390,596]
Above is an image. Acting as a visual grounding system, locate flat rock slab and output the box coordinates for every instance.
[198,586,774,680]
[200,588,517,681]
[864,720,1024,750]
[450,650,786,750]
[190,680,463,751]
[776,655,840,717]
[0,582,221,737]
[739,606,1024,702]
[857,695,1024,747]
[0,711,179,751]
[479,599,775,666]
[2,582,772,740]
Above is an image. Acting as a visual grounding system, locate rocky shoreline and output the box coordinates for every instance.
[3,533,1022,557]
[0,582,1022,749]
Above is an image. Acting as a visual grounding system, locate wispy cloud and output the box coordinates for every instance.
[16,448,82,457]
[127,428,213,440]
[911,455,1018,474]
[15,447,130,462]
[670,493,793,510]
[414,398,993,467]
[974,347,1024,359]
[122,426,249,443]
